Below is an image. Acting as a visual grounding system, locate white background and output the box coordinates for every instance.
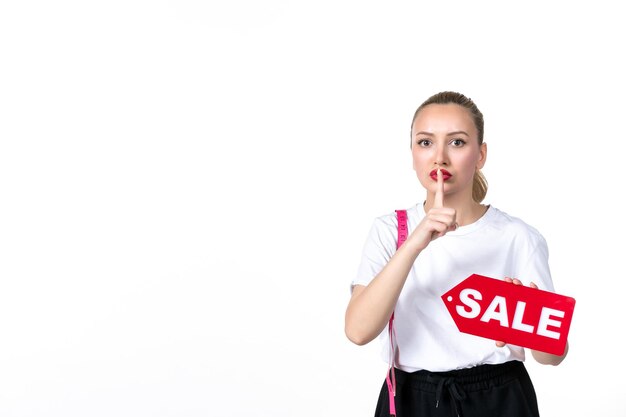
[1,1,624,416]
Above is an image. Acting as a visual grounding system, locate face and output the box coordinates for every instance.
[411,103,487,199]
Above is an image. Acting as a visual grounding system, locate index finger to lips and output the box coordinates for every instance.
[434,169,444,208]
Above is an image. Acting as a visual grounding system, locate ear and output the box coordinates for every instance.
[477,142,487,170]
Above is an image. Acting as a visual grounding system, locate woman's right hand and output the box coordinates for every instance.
[409,169,458,251]
[346,170,457,345]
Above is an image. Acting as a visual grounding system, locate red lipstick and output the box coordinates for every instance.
[429,169,452,181]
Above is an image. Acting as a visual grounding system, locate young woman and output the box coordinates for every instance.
[345,91,568,417]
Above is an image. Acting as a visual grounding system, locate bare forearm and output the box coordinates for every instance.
[531,341,569,365]
[345,240,422,345]
[346,194,457,346]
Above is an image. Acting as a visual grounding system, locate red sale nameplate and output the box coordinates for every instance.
[441,274,575,355]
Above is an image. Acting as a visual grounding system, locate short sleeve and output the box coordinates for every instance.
[518,233,555,292]
[351,216,398,291]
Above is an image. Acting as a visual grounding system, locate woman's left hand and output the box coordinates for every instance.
[495,277,569,365]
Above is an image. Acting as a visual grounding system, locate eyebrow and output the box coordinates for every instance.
[414,130,470,137]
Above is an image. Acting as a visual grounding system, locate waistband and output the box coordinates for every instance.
[392,361,528,416]
[393,360,526,393]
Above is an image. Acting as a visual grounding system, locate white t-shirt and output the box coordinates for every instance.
[352,203,555,372]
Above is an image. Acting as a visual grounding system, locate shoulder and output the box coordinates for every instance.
[368,210,400,240]
[488,206,548,248]
[370,204,420,233]
[364,206,417,249]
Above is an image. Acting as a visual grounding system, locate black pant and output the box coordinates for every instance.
[375,361,540,417]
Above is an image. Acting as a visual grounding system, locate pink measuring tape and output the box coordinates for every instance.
[386,209,408,417]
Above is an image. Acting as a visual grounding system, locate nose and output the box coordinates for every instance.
[434,145,449,166]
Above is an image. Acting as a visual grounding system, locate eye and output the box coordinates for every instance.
[416,139,432,147]
[450,138,466,147]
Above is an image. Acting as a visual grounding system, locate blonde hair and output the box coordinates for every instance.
[410,91,488,203]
